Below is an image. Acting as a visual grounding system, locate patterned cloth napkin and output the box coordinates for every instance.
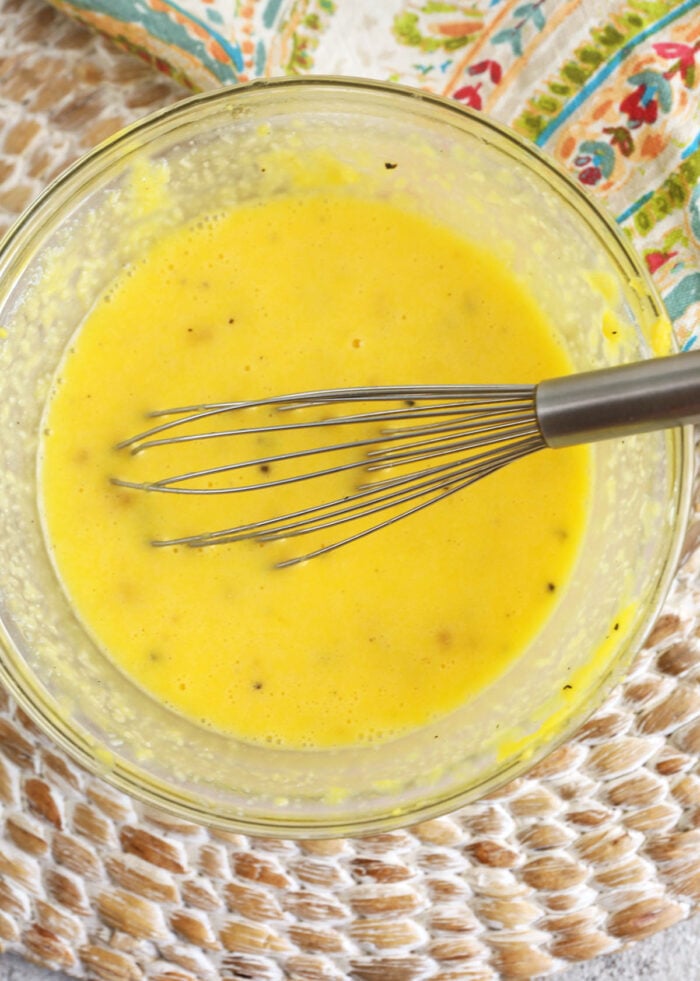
[46,0,699,351]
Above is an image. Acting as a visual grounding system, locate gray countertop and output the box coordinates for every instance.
[2,912,700,979]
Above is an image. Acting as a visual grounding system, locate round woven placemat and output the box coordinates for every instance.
[2,2,700,978]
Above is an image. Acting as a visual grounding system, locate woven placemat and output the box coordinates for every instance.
[2,1,700,978]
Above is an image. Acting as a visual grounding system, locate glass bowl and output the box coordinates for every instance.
[0,78,692,837]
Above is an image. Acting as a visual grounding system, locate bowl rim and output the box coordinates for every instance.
[0,75,694,837]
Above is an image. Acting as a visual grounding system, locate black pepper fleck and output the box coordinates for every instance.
[384,161,398,170]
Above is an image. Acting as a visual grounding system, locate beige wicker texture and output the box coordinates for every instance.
[0,0,183,239]
[2,1,700,978]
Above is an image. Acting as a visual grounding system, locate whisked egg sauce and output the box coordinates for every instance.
[40,192,590,748]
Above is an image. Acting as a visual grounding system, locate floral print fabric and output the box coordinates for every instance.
[48,0,700,349]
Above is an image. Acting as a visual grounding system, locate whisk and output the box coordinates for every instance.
[113,351,700,567]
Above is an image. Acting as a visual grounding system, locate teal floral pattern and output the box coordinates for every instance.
[46,0,700,349]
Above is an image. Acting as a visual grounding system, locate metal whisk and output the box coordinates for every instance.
[113,351,700,567]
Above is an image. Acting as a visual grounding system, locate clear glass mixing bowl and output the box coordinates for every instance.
[0,78,692,836]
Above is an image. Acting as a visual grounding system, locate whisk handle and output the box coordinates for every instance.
[536,349,700,449]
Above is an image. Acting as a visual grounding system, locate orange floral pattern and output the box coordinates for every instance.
[47,0,700,348]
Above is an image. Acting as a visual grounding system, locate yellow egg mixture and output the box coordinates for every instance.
[40,192,589,748]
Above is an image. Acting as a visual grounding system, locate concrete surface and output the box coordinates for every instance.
[1,912,700,979]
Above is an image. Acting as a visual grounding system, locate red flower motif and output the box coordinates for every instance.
[620,85,658,126]
[602,125,634,158]
[578,166,602,186]
[468,59,503,84]
[654,41,699,84]
[645,250,677,274]
[453,83,483,110]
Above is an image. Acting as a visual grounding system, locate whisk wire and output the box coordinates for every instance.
[151,429,545,565]
[366,417,542,470]
[111,351,700,566]
[114,385,543,565]
[113,399,540,494]
[118,394,535,455]
[227,435,543,568]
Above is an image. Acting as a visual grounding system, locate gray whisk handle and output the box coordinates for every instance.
[536,349,700,449]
